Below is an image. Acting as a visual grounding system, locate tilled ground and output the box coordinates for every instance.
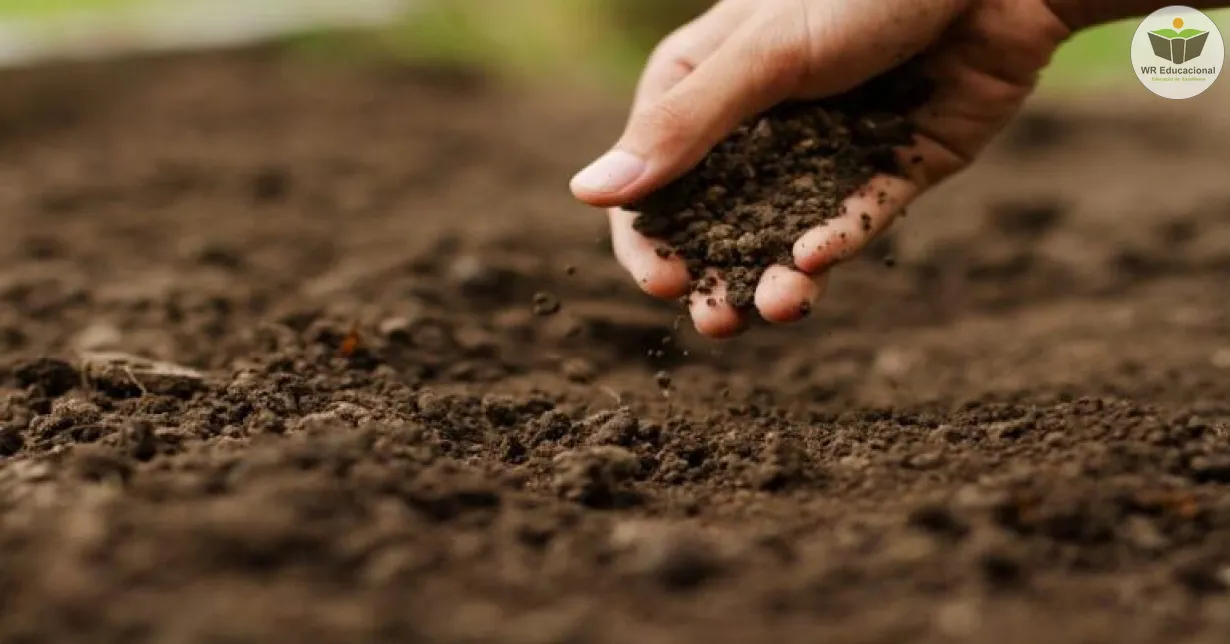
[1,51,1230,644]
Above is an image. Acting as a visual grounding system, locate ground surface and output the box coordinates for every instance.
[1,51,1230,643]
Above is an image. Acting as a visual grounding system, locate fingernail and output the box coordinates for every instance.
[571,149,646,195]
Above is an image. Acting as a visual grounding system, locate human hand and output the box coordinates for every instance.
[570,0,1071,338]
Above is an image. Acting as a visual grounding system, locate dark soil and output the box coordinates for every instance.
[2,50,1230,643]
[630,65,928,308]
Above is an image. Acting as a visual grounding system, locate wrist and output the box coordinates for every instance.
[1044,1,1226,32]
[1043,0,1102,31]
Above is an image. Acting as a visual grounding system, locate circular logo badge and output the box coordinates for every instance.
[1132,5,1224,99]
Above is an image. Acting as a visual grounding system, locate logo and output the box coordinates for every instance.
[1132,6,1223,99]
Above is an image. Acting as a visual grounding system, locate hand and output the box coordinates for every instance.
[570,0,1071,339]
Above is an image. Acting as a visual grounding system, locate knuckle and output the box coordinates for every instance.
[739,9,811,93]
[649,27,702,73]
[652,29,692,61]
[633,100,695,151]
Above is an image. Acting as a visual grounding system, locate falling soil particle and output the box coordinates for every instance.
[532,291,562,316]
[653,370,672,390]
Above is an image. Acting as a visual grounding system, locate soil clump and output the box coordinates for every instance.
[631,65,929,307]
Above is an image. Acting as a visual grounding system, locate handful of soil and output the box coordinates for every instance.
[629,64,932,309]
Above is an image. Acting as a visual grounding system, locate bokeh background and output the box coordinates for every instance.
[1,0,1228,93]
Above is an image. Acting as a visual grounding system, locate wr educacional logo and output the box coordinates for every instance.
[1147,17,1209,64]
[1131,5,1224,99]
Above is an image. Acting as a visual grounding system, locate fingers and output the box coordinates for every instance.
[608,208,690,300]
[632,0,758,112]
[609,203,824,337]
[687,272,747,339]
[755,266,827,324]
[686,266,824,338]
[794,174,919,274]
[571,12,807,208]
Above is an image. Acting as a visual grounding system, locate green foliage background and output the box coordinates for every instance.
[2,0,1228,93]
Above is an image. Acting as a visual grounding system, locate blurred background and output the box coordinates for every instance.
[0,0,1227,91]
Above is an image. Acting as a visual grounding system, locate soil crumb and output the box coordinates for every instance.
[630,64,930,308]
[532,291,562,316]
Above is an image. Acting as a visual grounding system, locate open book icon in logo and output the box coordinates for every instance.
[1149,25,1210,64]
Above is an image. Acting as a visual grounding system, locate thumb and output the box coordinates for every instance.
[571,21,805,208]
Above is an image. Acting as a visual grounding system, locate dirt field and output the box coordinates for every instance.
[1,50,1230,643]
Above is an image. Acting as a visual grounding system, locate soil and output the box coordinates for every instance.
[630,65,929,308]
[1,49,1230,644]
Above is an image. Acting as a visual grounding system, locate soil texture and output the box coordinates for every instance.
[1,50,1230,643]
[631,65,928,307]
